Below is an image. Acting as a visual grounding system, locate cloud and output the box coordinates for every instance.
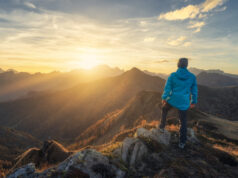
[183,42,192,47]
[0,0,39,13]
[168,36,187,46]
[201,0,225,12]
[188,21,205,33]
[144,37,155,42]
[24,2,36,9]
[159,5,200,20]
[158,0,227,21]
[214,6,227,12]
[155,59,170,63]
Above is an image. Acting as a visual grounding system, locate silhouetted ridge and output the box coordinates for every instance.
[197,72,238,87]
[122,67,148,78]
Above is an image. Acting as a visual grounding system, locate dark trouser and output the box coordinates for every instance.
[159,103,187,144]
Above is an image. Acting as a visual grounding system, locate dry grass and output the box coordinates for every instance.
[100,142,122,154]
[166,124,179,132]
[213,144,238,157]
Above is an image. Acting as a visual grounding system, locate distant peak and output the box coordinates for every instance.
[128,67,142,73]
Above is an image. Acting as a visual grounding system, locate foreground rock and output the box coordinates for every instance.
[7,149,125,178]
[10,140,72,173]
[7,127,238,178]
[8,163,35,178]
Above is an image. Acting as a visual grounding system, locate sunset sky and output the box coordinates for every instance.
[0,0,237,74]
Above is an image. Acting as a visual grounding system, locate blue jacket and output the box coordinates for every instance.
[162,68,198,110]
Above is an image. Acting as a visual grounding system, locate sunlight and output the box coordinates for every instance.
[79,54,101,70]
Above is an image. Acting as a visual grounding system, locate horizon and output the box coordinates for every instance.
[1,64,237,75]
[0,0,238,74]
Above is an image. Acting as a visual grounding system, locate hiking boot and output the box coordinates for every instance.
[159,128,165,133]
[178,143,185,149]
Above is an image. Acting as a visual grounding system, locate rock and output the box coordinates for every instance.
[7,163,35,178]
[135,128,171,151]
[129,140,148,166]
[40,140,72,164]
[121,137,148,167]
[151,128,171,146]
[187,128,199,143]
[121,137,138,163]
[8,149,125,178]
[11,140,72,172]
[56,149,125,178]
[135,153,165,176]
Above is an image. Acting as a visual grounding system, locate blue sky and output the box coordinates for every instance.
[0,0,237,74]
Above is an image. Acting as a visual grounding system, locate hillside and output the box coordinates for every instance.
[189,67,238,78]
[1,68,238,173]
[69,90,238,150]
[197,85,238,121]
[3,90,238,177]
[0,68,165,143]
[7,109,238,177]
[197,72,238,87]
[0,126,41,161]
[69,91,172,149]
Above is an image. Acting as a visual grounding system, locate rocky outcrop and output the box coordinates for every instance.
[121,137,148,167]
[7,127,238,178]
[8,149,125,178]
[7,127,169,178]
[10,140,72,172]
[136,127,171,146]
[8,163,35,178]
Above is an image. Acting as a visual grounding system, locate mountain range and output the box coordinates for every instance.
[197,72,238,87]
[189,67,238,78]
[0,65,124,102]
[0,66,238,177]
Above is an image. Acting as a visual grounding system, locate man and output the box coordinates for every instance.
[159,58,198,149]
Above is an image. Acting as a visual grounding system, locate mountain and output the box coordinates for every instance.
[143,70,169,79]
[197,72,238,87]
[197,85,238,121]
[0,68,4,73]
[0,65,124,102]
[69,90,238,150]
[6,92,238,177]
[1,88,238,178]
[1,67,238,176]
[189,67,238,78]
[0,68,165,143]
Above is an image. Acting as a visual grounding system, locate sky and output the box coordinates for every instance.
[0,0,238,74]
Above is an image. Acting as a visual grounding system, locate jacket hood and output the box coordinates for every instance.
[175,68,190,80]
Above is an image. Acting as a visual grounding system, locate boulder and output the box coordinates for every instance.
[11,140,72,171]
[7,163,35,178]
[56,149,125,178]
[8,149,125,178]
[40,140,71,164]
[121,137,148,167]
[187,128,199,143]
[135,128,171,151]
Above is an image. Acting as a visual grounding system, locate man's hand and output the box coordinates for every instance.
[190,104,196,109]
[162,100,167,106]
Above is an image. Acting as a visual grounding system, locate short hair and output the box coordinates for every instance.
[178,58,188,68]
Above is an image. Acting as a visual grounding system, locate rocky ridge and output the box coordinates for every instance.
[7,126,238,178]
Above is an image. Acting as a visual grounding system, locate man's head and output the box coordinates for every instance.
[178,58,188,68]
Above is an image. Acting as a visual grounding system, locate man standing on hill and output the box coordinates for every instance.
[159,58,198,149]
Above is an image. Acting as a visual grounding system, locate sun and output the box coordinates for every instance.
[79,54,101,69]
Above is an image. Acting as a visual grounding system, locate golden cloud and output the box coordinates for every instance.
[159,0,227,21]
